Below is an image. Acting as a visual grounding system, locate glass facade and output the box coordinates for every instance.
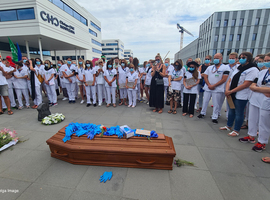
[103,53,118,56]
[92,39,101,46]
[0,8,35,22]
[222,34,226,42]
[252,33,257,41]
[91,21,101,31]
[239,18,244,26]
[224,20,228,27]
[216,20,220,27]
[229,34,234,41]
[255,17,260,25]
[231,19,236,26]
[89,29,97,37]
[106,43,118,46]
[92,48,102,54]
[124,52,130,54]
[102,48,114,51]
[237,34,241,41]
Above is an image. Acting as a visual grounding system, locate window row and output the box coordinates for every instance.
[91,39,101,47]
[92,48,102,54]
[212,48,255,56]
[214,33,257,42]
[49,0,87,26]
[115,48,123,52]
[102,53,118,56]
[216,17,260,27]
[89,29,97,37]
[0,8,35,22]
[105,43,118,46]
[124,52,130,54]
[90,21,101,32]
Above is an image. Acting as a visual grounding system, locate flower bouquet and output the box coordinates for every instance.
[0,128,19,152]
[42,113,65,125]
[100,125,107,137]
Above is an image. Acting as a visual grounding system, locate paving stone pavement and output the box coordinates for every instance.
[0,95,270,200]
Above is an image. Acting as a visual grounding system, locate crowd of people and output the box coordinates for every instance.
[0,51,270,163]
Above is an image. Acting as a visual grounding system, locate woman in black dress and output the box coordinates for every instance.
[149,53,166,113]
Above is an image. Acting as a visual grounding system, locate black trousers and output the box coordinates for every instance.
[183,93,196,115]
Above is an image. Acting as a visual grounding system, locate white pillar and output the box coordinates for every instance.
[25,40,30,59]
[38,38,43,61]
[54,50,57,65]
[75,48,78,65]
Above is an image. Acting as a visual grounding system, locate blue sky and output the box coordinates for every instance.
[76,0,268,63]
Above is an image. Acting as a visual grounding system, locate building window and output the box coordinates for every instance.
[213,49,217,55]
[124,52,130,54]
[224,20,228,27]
[220,49,224,55]
[106,43,118,46]
[52,56,60,61]
[92,39,101,47]
[102,48,114,51]
[92,48,102,54]
[101,44,104,46]
[0,8,35,22]
[214,35,219,42]
[216,20,220,27]
[255,17,260,25]
[252,33,257,41]
[237,34,241,41]
[229,34,234,41]
[115,48,123,52]
[103,53,118,56]
[235,49,239,53]
[91,21,101,32]
[250,49,254,54]
[121,44,124,49]
[64,3,73,16]
[227,49,231,56]
[231,19,236,26]
[239,18,244,26]
[89,29,97,37]
[222,34,226,42]
[53,0,64,9]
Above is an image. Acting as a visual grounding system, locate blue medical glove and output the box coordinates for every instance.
[100,171,113,183]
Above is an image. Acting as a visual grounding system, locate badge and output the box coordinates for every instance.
[215,74,219,77]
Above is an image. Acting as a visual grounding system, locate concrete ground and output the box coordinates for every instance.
[0,95,270,200]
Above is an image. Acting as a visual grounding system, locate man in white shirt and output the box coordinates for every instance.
[198,53,230,124]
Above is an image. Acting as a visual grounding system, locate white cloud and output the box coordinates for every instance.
[75,0,268,62]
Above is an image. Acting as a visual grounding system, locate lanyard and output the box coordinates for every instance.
[212,66,218,73]
[173,70,181,77]
[263,70,270,85]
[108,69,113,76]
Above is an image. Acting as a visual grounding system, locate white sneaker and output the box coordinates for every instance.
[132,105,136,108]
[62,97,68,101]
[80,100,85,104]
[128,105,131,107]
[98,104,101,107]
[18,106,24,110]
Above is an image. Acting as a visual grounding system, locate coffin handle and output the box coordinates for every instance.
[136,159,156,165]
[53,150,68,157]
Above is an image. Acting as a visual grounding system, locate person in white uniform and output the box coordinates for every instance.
[61,58,78,103]
[140,61,147,101]
[13,61,30,109]
[95,59,107,106]
[220,52,259,137]
[76,58,86,104]
[238,52,270,152]
[58,60,68,100]
[43,60,57,106]
[126,64,138,107]
[117,59,129,106]
[84,60,97,107]
[4,60,17,108]
[198,53,230,124]
[163,58,170,102]
[22,56,32,96]
[133,58,142,102]
[104,61,117,107]
[144,60,153,103]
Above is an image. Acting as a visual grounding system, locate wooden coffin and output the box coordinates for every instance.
[46,126,176,170]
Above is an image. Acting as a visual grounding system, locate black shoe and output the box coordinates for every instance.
[86,104,91,107]
[69,100,72,104]
[93,103,97,107]
[197,114,205,119]
[212,119,218,124]
[73,100,76,103]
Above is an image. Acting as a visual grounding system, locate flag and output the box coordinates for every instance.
[16,43,22,61]
[8,37,18,62]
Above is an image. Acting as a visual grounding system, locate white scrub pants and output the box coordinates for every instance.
[201,91,222,120]
[85,85,96,104]
[75,82,78,98]
[106,87,116,104]
[34,86,42,106]
[97,84,106,105]
[119,88,127,99]
[7,84,16,107]
[248,103,259,138]
[137,83,141,100]
[65,82,76,101]
[1,97,7,109]
[27,80,32,96]
[164,86,168,101]
[218,92,226,115]
[46,84,57,103]
[258,109,270,144]
[54,78,59,90]
[15,88,30,107]
[128,89,137,106]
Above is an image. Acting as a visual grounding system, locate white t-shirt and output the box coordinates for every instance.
[127,71,138,90]
[118,66,129,84]
[34,65,45,86]
[95,65,106,85]
[0,63,11,85]
[60,64,77,84]
[135,69,141,84]
[77,67,85,82]
[183,71,201,94]
[145,67,152,86]
[249,69,268,108]
[139,67,147,80]
[180,67,186,85]
[84,67,96,84]
[43,68,55,85]
[260,70,270,111]
[203,64,230,93]
[104,69,117,87]
[229,66,259,100]
[169,69,183,90]
[5,66,14,88]
[163,65,171,87]
[13,68,28,89]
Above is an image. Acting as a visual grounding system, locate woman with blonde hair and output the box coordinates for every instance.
[117,59,129,106]
[76,58,85,104]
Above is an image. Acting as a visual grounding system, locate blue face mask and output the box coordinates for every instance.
[57,64,61,67]
[79,61,83,65]
[36,61,41,65]
[146,64,150,67]
[86,64,90,67]
[108,65,112,68]
[213,59,220,65]
[264,62,270,68]
[239,58,247,65]
[165,63,169,67]
[156,60,160,63]
[45,64,48,67]
[67,61,72,65]
[189,67,195,71]
[23,59,27,63]
[130,68,134,72]
[257,62,264,68]
[121,63,125,67]
[228,59,236,65]
[205,59,210,64]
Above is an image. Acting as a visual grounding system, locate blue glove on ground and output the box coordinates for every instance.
[99,171,113,183]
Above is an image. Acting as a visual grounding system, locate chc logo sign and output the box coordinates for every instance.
[40,11,75,34]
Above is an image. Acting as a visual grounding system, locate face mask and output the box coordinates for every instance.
[79,61,83,65]
[130,68,134,72]
[108,65,112,68]
[165,63,169,67]
[140,65,143,68]
[121,63,125,67]
[67,61,72,65]
[264,62,270,68]
[257,63,264,68]
[213,59,220,65]
[36,61,41,65]
[205,60,210,64]
[189,67,195,72]
[228,59,236,65]
[174,65,180,70]
[57,64,61,67]
[146,64,150,67]
[23,59,27,63]
[18,68,22,71]
[45,64,49,67]
[239,58,247,65]
[156,60,160,63]
[86,64,90,67]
